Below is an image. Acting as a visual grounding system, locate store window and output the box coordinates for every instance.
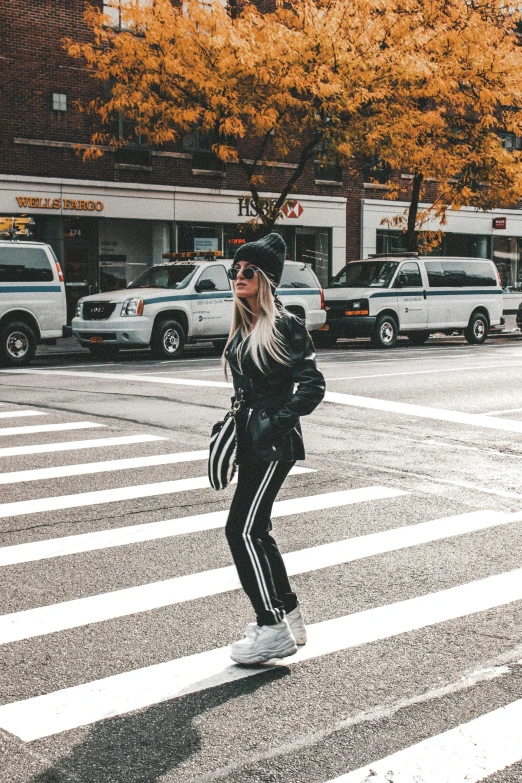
[177,223,222,253]
[493,236,518,290]
[376,230,491,259]
[295,227,330,287]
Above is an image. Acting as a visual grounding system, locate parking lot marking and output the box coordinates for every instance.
[324,698,522,783]
[0,450,209,485]
[0,509,512,645]
[2,566,522,741]
[0,486,403,566]
[0,466,312,519]
[0,422,103,438]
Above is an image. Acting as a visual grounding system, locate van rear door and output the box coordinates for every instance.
[0,244,64,336]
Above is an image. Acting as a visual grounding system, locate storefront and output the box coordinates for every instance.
[0,175,346,321]
[362,199,522,306]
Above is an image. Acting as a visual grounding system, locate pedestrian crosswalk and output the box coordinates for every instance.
[0,404,521,782]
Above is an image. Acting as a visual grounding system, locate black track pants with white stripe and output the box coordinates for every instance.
[225,461,299,627]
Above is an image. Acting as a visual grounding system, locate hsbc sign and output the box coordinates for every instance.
[237,197,304,219]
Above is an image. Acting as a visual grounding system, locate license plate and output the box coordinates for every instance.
[90,336,104,343]
[318,324,329,331]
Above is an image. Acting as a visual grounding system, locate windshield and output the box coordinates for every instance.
[330,261,399,289]
[127,264,197,290]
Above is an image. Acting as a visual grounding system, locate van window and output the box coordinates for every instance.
[396,262,422,288]
[197,265,230,291]
[279,263,319,289]
[330,261,398,289]
[461,261,497,287]
[128,264,196,289]
[0,246,53,283]
[424,261,445,288]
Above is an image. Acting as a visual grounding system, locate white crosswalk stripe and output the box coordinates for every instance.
[0,410,47,420]
[0,433,165,459]
[2,509,519,645]
[2,568,522,741]
[0,486,405,565]
[0,421,103,437]
[325,698,522,783]
[0,466,312,518]
[0,449,209,485]
[1,411,521,783]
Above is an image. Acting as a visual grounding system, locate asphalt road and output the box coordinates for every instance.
[1,333,522,783]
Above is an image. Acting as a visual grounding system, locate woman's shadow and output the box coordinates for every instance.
[31,666,290,783]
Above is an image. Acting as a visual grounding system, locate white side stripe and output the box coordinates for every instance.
[0,509,514,645]
[6,368,232,388]
[0,422,103,438]
[0,434,166,459]
[0,466,313,519]
[324,391,522,435]
[2,567,522,741]
[0,486,403,566]
[0,450,209,485]
[0,410,46,420]
[325,698,522,783]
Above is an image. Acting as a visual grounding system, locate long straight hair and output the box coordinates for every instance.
[223,269,292,375]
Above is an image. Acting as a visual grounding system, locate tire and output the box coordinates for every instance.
[464,312,488,345]
[87,344,120,359]
[408,331,430,345]
[152,319,185,359]
[0,321,37,367]
[313,331,337,348]
[371,314,398,348]
[212,339,227,354]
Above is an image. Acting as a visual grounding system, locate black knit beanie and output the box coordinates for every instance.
[233,232,286,286]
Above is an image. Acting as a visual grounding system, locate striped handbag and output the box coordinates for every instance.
[208,407,238,490]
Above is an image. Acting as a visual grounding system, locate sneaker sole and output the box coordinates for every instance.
[230,642,298,665]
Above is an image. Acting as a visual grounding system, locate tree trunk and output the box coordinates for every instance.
[405,173,423,252]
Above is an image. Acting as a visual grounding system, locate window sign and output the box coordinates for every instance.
[194,237,219,252]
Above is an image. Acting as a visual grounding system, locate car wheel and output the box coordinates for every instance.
[87,344,120,359]
[464,312,488,344]
[371,314,398,348]
[313,331,337,348]
[152,319,185,359]
[408,331,430,345]
[212,339,227,354]
[0,321,37,367]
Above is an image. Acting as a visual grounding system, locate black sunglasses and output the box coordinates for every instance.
[227,266,259,281]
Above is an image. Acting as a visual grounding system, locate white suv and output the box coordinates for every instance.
[72,257,325,359]
[0,240,68,366]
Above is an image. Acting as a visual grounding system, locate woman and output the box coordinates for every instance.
[223,232,325,664]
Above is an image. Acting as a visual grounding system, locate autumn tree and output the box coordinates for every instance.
[350,0,522,251]
[66,0,424,232]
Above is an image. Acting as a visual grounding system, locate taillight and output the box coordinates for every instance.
[320,288,325,309]
[56,262,64,282]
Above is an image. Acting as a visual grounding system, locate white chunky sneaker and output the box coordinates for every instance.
[230,619,298,664]
[286,605,307,645]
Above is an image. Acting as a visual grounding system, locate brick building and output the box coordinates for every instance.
[2,0,522,321]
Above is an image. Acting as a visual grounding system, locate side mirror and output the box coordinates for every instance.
[195,279,216,292]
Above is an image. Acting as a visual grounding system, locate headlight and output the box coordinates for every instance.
[121,298,144,317]
[75,300,83,318]
[345,298,369,316]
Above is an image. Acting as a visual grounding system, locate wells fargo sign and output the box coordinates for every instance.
[16,196,104,212]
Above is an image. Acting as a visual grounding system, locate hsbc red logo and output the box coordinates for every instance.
[282,200,304,218]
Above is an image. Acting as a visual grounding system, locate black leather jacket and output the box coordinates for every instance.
[225,315,326,463]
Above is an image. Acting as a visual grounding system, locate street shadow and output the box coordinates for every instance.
[30,666,290,783]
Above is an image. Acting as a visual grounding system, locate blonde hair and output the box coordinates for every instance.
[224,269,292,375]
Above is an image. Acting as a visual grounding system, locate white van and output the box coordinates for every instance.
[72,255,325,358]
[318,254,503,348]
[0,240,68,366]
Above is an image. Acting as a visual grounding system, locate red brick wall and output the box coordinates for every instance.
[0,0,379,260]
